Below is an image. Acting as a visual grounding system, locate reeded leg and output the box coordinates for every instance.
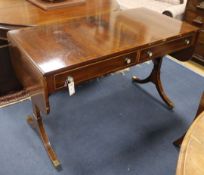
[27,105,61,168]
[132,57,174,109]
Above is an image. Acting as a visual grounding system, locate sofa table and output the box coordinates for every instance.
[8,8,199,168]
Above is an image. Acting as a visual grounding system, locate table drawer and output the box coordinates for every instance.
[54,52,137,90]
[139,35,194,62]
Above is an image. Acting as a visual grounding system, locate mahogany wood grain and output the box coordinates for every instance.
[8,8,199,167]
[8,8,198,76]
[0,0,119,97]
[0,0,119,26]
[9,44,50,113]
[133,57,174,109]
[27,0,86,11]
[27,104,59,167]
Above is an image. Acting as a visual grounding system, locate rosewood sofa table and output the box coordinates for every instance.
[8,8,199,168]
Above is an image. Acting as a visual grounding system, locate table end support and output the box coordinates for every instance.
[132,57,174,109]
[27,105,61,168]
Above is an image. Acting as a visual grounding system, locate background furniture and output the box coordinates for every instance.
[176,111,204,175]
[116,0,187,19]
[184,0,204,65]
[27,0,86,10]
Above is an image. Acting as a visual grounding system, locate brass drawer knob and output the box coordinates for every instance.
[185,39,190,45]
[125,57,132,64]
[147,51,153,57]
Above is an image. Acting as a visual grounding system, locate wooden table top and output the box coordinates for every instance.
[176,111,204,175]
[8,8,198,75]
[0,0,119,26]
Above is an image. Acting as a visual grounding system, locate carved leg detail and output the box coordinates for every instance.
[154,75,174,109]
[132,57,174,109]
[132,76,151,84]
[27,105,61,168]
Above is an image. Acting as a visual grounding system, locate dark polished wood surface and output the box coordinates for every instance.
[0,0,119,26]
[27,0,86,11]
[8,8,199,167]
[9,8,198,75]
[0,0,119,97]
